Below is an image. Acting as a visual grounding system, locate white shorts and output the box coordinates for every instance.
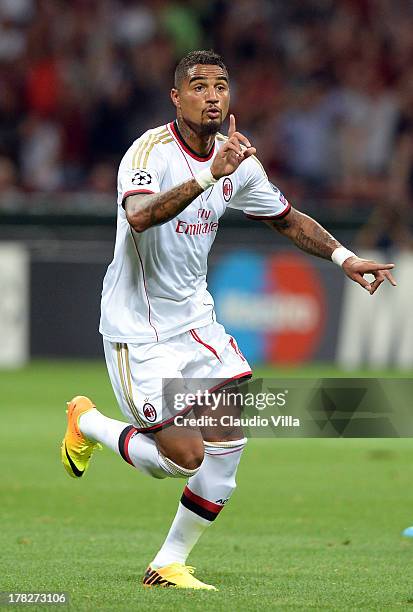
[103,321,252,432]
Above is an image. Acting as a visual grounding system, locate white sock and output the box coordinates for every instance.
[79,409,198,480]
[151,438,247,568]
[151,503,210,567]
[79,408,125,452]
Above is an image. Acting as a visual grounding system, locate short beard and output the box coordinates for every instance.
[183,116,222,138]
[198,120,222,137]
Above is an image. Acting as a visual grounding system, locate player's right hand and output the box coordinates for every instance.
[210,114,256,179]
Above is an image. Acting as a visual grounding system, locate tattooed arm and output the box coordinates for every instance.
[265,207,396,295]
[264,208,340,260]
[125,179,203,233]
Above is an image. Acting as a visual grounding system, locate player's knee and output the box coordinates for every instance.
[163,439,204,478]
[185,448,204,470]
[159,447,204,478]
[166,443,204,471]
[155,427,204,476]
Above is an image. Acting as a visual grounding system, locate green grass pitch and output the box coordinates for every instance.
[1,361,413,611]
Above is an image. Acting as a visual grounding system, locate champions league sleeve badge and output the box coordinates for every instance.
[132,170,153,186]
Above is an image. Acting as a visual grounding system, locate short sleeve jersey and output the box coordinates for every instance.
[99,121,291,343]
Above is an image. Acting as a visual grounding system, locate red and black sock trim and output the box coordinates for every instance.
[118,425,137,465]
[180,485,223,522]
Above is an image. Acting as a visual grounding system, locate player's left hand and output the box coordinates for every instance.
[342,256,397,295]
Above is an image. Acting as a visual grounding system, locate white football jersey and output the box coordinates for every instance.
[99,121,291,343]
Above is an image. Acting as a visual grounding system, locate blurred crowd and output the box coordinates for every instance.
[0,0,412,245]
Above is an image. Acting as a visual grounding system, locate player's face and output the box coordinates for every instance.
[171,64,230,135]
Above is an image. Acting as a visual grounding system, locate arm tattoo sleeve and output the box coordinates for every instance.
[267,209,341,260]
[125,179,203,231]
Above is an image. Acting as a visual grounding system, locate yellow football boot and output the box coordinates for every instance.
[143,563,217,590]
[61,395,101,478]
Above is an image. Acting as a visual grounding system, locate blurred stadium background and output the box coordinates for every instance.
[1,2,413,609]
[0,0,412,370]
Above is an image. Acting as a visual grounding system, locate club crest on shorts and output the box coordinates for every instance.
[222,177,233,202]
[143,402,157,422]
[132,169,152,186]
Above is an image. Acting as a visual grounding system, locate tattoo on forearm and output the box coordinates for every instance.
[128,179,203,230]
[294,224,340,260]
[268,210,340,260]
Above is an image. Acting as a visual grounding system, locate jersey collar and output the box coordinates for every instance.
[170,121,215,162]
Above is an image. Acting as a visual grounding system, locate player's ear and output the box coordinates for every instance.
[171,88,180,109]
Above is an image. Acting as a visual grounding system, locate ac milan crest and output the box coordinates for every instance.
[132,170,153,186]
[143,402,157,422]
[222,177,233,202]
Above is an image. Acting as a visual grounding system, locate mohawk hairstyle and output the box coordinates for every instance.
[174,50,228,88]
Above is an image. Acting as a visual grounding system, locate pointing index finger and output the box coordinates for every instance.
[364,262,395,271]
[228,114,236,138]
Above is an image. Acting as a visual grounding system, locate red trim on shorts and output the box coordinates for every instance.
[190,329,222,363]
[133,403,194,434]
[169,121,215,162]
[183,485,224,513]
[244,202,291,220]
[208,371,252,393]
[134,372,252,435]
[229,337,246,362]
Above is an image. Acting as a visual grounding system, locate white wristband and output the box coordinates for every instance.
[194,168,217,190]
[331,246,356,267]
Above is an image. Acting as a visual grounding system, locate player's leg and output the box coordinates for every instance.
[149,388,247,569]
[146,324,251,588]
[143,394,245,590]
[62,340,204,480]
[71,338,217,590]
[63,395,203,479]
